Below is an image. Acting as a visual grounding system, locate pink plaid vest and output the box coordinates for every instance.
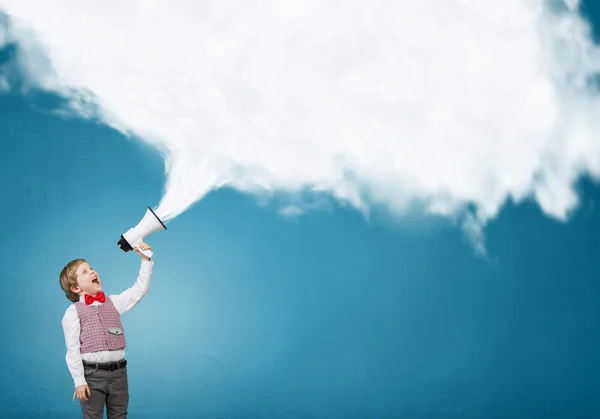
[75,296,126,354]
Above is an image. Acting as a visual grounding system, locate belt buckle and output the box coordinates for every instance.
[86,362,99,370]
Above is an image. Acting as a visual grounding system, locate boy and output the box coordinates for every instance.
[60,241,154,419]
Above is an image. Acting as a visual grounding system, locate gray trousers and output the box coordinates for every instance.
[80,363,129,419]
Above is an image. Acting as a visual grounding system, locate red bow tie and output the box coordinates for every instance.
[84,291,106,305]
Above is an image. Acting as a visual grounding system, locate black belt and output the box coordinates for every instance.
[83,359,127,371]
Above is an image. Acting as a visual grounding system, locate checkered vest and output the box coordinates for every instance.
[74,296,126,354]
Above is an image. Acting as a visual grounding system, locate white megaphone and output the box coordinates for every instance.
[117,206,167,258]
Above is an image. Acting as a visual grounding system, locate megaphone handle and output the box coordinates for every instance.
[131,239,153,258]
[137,247,153,259]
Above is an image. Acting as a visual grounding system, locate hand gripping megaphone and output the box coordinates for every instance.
[117,206,167,258]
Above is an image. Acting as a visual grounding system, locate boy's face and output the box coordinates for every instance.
[71,261,102,296]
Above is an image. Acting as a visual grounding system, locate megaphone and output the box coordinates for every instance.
[117,206,167,258]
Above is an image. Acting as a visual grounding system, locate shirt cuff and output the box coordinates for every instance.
[140,259,154,273]
[74,375,87,388]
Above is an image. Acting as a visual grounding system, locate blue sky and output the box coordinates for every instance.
[2,2,600,418]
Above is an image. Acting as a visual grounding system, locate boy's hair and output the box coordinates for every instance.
[60,259,86,302]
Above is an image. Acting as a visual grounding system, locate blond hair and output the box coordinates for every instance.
[60,259,86,302]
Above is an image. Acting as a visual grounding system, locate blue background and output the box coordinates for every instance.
[2,3,600,418]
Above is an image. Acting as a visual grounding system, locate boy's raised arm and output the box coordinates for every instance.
[61,306,87,388]
[110,258,154,315]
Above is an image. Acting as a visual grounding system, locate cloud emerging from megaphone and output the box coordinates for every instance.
[2,0,600,253]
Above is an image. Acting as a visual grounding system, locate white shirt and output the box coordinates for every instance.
[61,259,154,388]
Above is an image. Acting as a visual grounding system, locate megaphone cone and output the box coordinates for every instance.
[118,206,166,258]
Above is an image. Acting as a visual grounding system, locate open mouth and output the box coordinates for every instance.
[92,278,99,284]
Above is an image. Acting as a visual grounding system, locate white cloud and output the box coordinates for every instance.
[0,21,5,48]
[0,75,8,92]
[562,0,581,11]
[2,0,600,252]
[276,192,334,219]
[279,206,304,218]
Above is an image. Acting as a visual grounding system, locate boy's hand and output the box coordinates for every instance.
[73,384,91,401]
[135,241,152,261]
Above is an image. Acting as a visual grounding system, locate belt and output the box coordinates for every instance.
[83,359,127,371]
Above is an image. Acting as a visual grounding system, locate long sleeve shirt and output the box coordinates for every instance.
[61,259,154,388]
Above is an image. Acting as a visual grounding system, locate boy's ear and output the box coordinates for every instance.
[71,284,81,294]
